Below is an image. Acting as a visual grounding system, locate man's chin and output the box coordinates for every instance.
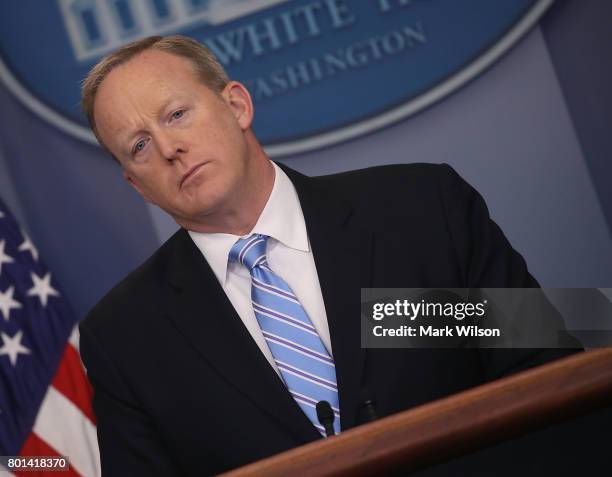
[168,206,219,229]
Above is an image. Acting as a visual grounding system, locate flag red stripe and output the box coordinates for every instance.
[18,432,81,477]
[50,343,96,424]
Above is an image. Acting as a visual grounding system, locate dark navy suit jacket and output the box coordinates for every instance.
[80,163,575,476]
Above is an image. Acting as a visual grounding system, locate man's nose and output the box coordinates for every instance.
[156,132,188,162]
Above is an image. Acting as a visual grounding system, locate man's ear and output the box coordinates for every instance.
[123,169,156,205]
[222,81,254,131]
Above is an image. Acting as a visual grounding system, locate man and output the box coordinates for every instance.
[79,35,574,475]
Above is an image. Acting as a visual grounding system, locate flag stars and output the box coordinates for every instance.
[0,240,14,276]
[0,285,22,322]
[27,272,59,307]
[18,233,39,262]
[0,330,31,366]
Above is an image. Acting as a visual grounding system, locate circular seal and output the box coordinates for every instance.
[0,0,554,157]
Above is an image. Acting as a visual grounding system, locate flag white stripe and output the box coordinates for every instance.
[0,464,15,476]
[68,326,79,351]
[32,386,101,477]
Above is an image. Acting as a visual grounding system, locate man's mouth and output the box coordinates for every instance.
[180,162,208,188]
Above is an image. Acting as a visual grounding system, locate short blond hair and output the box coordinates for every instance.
[81,35,229,149]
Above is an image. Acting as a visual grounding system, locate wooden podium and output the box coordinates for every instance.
[221,349,612,476]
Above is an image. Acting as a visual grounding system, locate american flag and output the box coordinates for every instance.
[0,198,100,476]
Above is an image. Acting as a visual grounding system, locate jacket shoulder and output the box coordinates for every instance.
[311,163,459,192]
[309,163,464,212]
[81,228,187,333]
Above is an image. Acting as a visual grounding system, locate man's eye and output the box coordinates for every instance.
[171,110,185,121]
[133,138,148,155]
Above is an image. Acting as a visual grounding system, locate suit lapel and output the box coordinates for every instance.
[163,230,320,443]
[281,164,372,430]
[161,162,372,436]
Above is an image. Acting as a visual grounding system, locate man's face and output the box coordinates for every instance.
[93,50,253,228]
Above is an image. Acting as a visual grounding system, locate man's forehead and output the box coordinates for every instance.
[93,51,200,136]
[101,50,198,97]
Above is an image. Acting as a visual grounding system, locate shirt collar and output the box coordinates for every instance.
[188,162,309,285]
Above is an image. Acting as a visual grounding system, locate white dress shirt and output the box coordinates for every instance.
[188,162,333,375]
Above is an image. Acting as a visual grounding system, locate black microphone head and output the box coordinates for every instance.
[358,388,378,423]
[359,387,376,406]
[316,400,336,437]
[316,400,334,423]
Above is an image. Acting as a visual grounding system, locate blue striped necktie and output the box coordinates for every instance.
[229,234,340,436]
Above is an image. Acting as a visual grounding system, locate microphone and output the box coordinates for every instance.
[358,388,378,424]
[316,401,336,437]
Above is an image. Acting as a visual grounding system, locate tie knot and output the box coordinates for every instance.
[229,234,269,271]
